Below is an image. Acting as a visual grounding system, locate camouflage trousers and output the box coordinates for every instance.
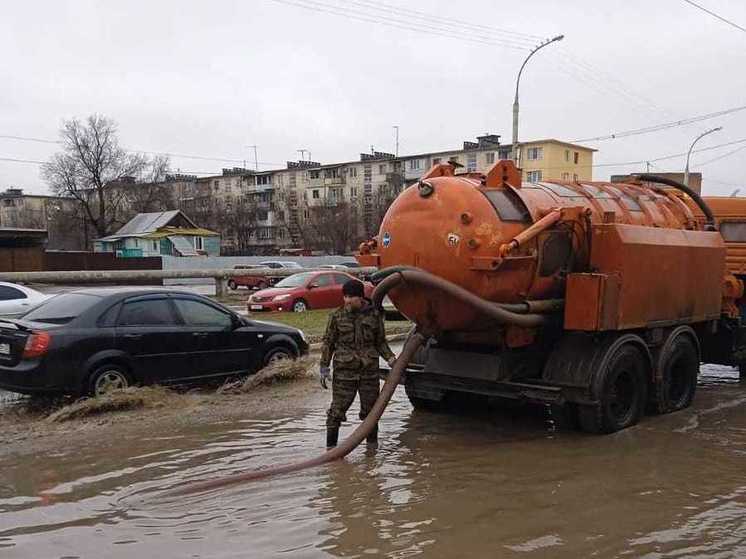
[326,374,380,429]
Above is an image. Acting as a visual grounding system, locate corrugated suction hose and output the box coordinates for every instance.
[163,268,546,496]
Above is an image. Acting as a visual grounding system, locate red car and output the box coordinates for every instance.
[247,271,373,313]
[227,265,273,291]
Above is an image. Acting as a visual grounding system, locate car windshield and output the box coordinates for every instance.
[21,293,101,324]
[274,272,314,288]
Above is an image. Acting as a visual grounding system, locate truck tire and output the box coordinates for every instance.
[649,329,699,414]
[577,342,648,434]
[405,382,444,411]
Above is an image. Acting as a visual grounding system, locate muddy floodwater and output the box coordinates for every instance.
[2,364,746,558]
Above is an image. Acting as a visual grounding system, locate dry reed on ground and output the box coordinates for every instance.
[46,386,175,423]
[218,357,313,394]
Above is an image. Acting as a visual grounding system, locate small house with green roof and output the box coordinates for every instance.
[94,210,220,257]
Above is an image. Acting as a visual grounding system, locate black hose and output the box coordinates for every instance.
[634,174,717,230]
[373,270,547,328]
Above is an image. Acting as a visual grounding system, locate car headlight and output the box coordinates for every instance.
[273,294,291,302]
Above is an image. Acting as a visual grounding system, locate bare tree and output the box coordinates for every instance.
[42,114,151,238]
[302,198,358,254]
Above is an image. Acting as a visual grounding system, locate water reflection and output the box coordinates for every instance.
[0,365,745,558]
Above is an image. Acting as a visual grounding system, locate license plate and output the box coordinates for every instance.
[0,343,10,355]
[250,305,263,311]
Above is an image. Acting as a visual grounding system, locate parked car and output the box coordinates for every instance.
[258,260,303,270]
[0,288,308,397]
[227,265,272,291]
[318,264,350,270]
[0,282,51,318]
[247,271,373,313]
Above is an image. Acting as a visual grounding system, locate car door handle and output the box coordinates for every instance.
[123,334,142,339]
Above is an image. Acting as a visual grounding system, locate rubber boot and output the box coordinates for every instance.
[326,427,339,448]
[366,425,378,445]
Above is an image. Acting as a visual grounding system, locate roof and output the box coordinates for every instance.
[114,210,193,237]
[517,139,598,152]
[96,210,214,242]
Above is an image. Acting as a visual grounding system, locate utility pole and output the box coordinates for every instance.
[297,149,308,161]
[512,34,564,165]
[393,125,399,157]
[684,127,722,187]
[246,145,258,170]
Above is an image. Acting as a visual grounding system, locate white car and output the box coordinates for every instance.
[0,282,51,318]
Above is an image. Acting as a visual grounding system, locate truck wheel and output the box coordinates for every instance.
[578,342,648,434]
[650,330,699,414]
[227,280,237,290]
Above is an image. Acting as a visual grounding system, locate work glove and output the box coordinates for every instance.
[387,356,397,368]
[320,365,331,389]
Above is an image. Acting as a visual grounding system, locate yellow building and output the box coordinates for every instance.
[517,139,596,183]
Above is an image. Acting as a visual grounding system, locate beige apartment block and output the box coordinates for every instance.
[518,139,596,183]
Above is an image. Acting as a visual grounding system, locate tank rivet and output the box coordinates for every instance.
[467,238,481,249]
[460,212,473,224]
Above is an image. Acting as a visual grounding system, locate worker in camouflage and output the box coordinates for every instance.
[320,278,396,448]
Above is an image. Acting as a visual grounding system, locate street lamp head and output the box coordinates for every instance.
[552,34,565,42]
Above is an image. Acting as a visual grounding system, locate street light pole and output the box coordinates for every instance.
[684,126,722,187]
[511,34,564,164]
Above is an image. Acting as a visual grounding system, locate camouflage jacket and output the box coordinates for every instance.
[320,302,395,378]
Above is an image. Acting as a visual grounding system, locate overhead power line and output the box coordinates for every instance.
[0,134,285,167]
[572,104,746,143]
[682,0,746,33]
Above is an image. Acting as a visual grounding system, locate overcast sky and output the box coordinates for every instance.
[1,0,745,195]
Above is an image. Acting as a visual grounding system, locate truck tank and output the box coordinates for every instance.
[361,161,706,334]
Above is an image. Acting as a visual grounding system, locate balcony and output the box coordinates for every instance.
[323,177,345,186]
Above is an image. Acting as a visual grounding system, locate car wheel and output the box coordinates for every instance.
[228,280,237,290]
[292,299,308,313]
[89,364,131,397]
[263,346,297,367]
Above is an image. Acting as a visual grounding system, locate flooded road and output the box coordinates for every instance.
[2,363,746,558]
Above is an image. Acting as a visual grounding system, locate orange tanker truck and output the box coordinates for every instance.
[358,160,746,434]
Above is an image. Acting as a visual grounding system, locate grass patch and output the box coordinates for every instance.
[45,386,176,423]
[248,308,412,344]
[218,356,314,394]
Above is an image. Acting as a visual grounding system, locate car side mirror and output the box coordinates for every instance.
[308,283,318,289]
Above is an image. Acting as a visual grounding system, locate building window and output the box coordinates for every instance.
[312,189,320,199]
[153,241,158,251]
[574,152,579,164]
[309,170,320,179]
[565,149,570,162]
[348,167,358,178]
[213,180,219,188]
[499,149,510,160]
[378,164,387,174]
[485,152,495,164]
[277,210,285,220]
[257,175,271,185]
[526,170,543,182]
[449,156,460,164]
[408,159,421,170]
[324,169,338,179]
[303,209,309,220]
[350,187,358,198]
[195,237,204,250]
[432,157,441,165]
[561,172,570,180]
[526,147,543,161]
[467,154,477,171]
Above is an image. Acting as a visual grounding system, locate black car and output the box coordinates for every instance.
[0,288,309,397]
